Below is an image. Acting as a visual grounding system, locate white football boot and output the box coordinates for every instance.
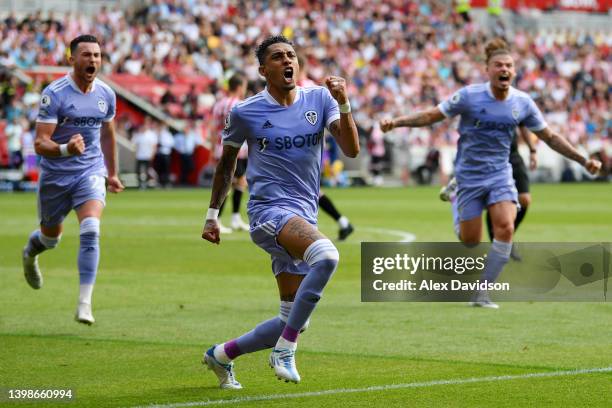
[469,290,500,309]
[22,247,43,289]
[203,345,242,389]
[269,347,301,383]
[75,302,95,325]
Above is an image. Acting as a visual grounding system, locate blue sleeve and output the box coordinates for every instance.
[323,88,340,130]
[222,106,248,148]
[36,88,60,124]
[103,90,116,122]
[437,87,469,118]
[521,98,547,132]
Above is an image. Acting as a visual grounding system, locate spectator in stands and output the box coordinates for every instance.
[132,117,158,189]
[183,84,199,119]
[5,116,23,169]
[174,120,198,185]
[160,88,176,105]
[155,121,174,188]
[21,120,37,177]
[368,121,386,186]
[1,3,609,184]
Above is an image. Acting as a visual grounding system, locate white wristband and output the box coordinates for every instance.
[206,208,219,221]
[59,144,70,157]
[339,101,351,114]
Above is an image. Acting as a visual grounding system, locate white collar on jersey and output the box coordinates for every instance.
[263,86,302,106]
[486,81,516,101]
[67,72,96,94]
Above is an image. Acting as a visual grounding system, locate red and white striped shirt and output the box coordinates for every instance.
[211,95,247,159]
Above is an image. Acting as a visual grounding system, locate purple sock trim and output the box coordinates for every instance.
[281,326,299,343]
[224,339,243,360]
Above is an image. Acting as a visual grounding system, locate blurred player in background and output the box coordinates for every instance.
[298,54,354,241]
[201,35,359,388]
[381,38,601,308]
[209,72,249,233]
[21,35,124,324]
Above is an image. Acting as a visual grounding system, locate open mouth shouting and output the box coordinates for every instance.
[498,73,511,86]
[283,67,294,84]
[85,66,96,76]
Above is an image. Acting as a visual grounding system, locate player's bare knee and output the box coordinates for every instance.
[234,177,247,190]
[494,222,514,242]
[519,194,531,209]
[41,224,63,239]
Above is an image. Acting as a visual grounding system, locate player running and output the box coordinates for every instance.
[440,126,538,261]
[21,35,124,324]
[201,35,359,387]
[380,38,601,308]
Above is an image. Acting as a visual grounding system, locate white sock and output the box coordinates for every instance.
[279,301,293,322]
[214,343,232,364]
[276,336,297,351]
[79,284,94,305]
[338,216,349,229]
[231,213,242,223]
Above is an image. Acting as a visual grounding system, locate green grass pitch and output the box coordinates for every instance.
[1,184,611,407]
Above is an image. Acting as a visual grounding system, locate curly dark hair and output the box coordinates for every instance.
[255,35,293,65]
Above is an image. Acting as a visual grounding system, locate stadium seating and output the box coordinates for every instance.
[0,1,609,182]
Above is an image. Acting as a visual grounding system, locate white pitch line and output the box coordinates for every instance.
[100,226,417,243]
[359,227,416,243]
[134,366,612,408]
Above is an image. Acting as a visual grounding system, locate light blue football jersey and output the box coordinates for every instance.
[438,83,546,186]
[223,86,340,223]
[36,74,116,174]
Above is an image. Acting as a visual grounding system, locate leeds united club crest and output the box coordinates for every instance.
[305,110,317,126]
[98,99,107,113]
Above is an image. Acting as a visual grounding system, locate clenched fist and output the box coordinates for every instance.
[379,118,395,133]
[325,76,348,105]
[107,176,124,193]
[68,134,85,155]
[584,159,602,175]
[202,219,221,245]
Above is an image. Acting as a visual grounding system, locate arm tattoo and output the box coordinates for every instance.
[329,120,340,139]
[329,118,359,158]
[537,128,586,165]
[394,108,443,128]
[209,146,239,208]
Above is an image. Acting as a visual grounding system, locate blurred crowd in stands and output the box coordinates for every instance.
[0,0,609,185]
